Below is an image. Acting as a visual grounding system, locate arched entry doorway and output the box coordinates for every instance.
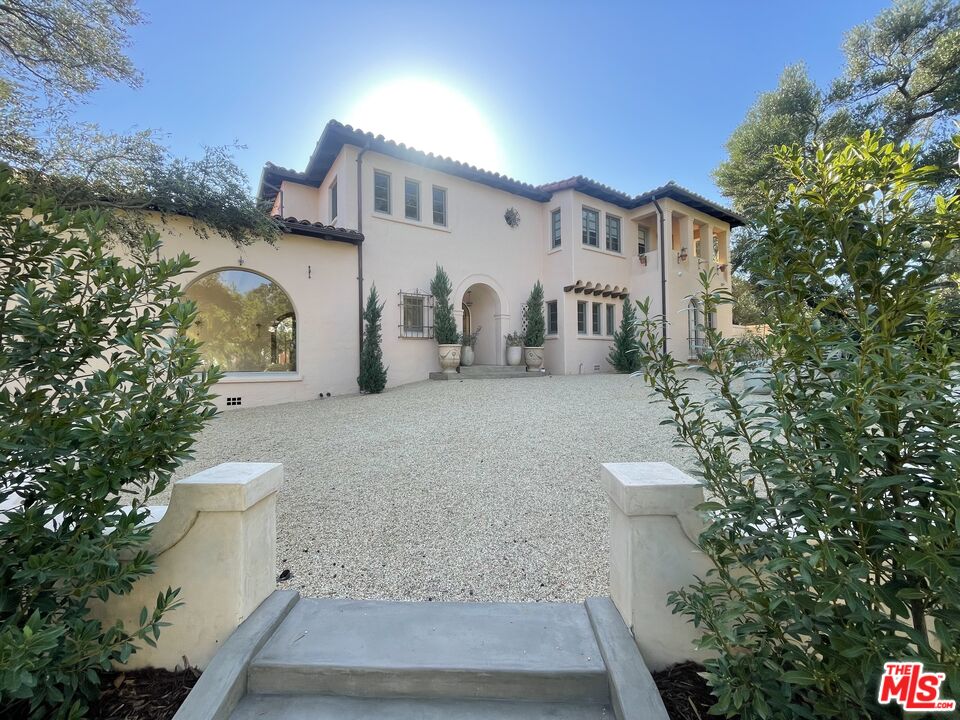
[455,277,509,366]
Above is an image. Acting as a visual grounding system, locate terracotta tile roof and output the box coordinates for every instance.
[258,120,744,228]
[273,215,364,245]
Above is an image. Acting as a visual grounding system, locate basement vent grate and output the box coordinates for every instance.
[225,396,242,407]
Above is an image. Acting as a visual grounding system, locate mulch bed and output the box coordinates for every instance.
[653,661,737,720]
[92,668,201,720]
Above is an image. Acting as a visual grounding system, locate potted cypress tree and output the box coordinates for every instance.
[523,281,545,370]
[430,264,461,373]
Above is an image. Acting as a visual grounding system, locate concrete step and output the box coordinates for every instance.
[247,599,609,703]
[431,365,546,380]
[231,694,614,719]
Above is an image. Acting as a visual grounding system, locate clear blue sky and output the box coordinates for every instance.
[75,0,891,205]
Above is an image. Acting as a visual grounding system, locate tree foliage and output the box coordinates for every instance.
[358,285,387,393]
[636,133,960,719]
[0,168,220,718]
[730,275,768,326]
[523,281,545,347]
[430,265,459,345]
[607,295,640,372]
[719,0,960,273]
[0,0,278,247]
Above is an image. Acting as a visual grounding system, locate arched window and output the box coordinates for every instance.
[687,299,704,359]
[185,269,297,373]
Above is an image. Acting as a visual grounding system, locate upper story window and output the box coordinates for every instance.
[577,301,587,334]
[551,208,561,248]
[637,226,648,255]
[582,207,599,247]
[606,303,615,335]
[606,215,621,253]
[547,300,558,335]
[374,171,391,214]
[405,178,420,221]
[329,178,338,222]
[432,186,447,226]
[592,302,602,334]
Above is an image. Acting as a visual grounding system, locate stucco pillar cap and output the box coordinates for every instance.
[171,462,282,513]
[601,462,703,517]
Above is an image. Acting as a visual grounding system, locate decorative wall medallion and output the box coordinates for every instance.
[504,207,520,228]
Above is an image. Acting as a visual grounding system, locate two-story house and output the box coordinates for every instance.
[160,119,743,409]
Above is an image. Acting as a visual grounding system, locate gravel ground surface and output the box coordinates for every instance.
[172,371,711,603]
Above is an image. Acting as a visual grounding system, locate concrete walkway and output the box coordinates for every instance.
[175,591,668,720]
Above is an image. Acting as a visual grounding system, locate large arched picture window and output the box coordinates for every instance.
[185,269,297,373]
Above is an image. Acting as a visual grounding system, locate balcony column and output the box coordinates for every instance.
[678,215,694,266]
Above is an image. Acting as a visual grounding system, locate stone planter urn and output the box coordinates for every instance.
[523,346,544,370]
[461,345,475,367]
[437,344,461,374]
[506,345,523,366]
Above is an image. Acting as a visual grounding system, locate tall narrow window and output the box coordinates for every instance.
[401,293,432,338]
[606,304,615,335]
[592,303,602,334]
[329,179,338,222]
[637,226,647,255]
[582,207,599,246]
[432,186,447,226]
[577,301,587,334]
[404,178,420,221]
[551,208,561,248]
[547,300,558,335]
[606,215,621,252]
[374,171,391,214]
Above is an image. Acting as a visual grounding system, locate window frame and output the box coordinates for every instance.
[404,178,421,221]
[577,300,587,335]
[546,300,558,335]
[637,226,648,255]
[551,208,562,249]
[432,185,447,226]
[329,177,338,223]
[373,170,391,214]
[400,292,433,338]
[592,302,602,335]
[582,206,600,247]
[605,214,622,253]
[606,303,615,335]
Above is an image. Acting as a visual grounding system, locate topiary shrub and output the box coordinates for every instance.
[0,168,220,719]
[430,264,459,345]
[358,284,387,393]
[607,295,640,372]
[635,132,960,719]
[523,281,545,347]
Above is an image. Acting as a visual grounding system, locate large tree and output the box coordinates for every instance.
[718,0,960,273]
[0,0,278,246]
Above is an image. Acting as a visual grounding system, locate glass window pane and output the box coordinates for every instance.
[374,171,390,213]
[405,179,420,220]
[432,186,446,225]
[186,270,296,373]
[592,302,601,334]
[577,301,587,334]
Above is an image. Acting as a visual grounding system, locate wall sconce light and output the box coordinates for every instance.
[639,254,648,266]
[677,247,688,263]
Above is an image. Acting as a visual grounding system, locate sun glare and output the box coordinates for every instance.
[345,78,505,173]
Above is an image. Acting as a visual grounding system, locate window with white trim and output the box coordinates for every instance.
[592,302,602,334]
[637,226,648,255]
[329,178,338,222]
[577,301,587,334]
[606,303,615,335]
[432,186,447,226]
[404,178,420,221]
[606,214,621,252]
[551,208,561,248]
[547,300,558,335]
[582,207,599,246]
[374,171,391,214]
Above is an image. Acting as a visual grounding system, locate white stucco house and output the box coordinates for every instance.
[161,120,744,409]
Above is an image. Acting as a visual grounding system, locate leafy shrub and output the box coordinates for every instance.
[430,264,459,345]
[0,168,220,719]
[607,295,640,372]
[635,132,960,719]
[358,285,387,393]
[523,281,545,347]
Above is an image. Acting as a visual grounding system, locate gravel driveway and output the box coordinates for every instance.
[172,372,707,603]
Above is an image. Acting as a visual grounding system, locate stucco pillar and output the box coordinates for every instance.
[453,308,464,336]
[677,216,694,266]
[93,463,282,670]
[494,313,509,365]
[601,461,713,670]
